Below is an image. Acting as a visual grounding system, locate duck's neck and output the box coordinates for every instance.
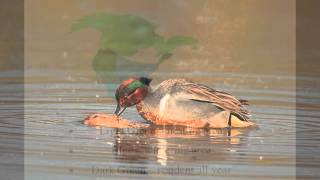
[136,88,158,122]
[136,100,154,123]
[136,90,153,112]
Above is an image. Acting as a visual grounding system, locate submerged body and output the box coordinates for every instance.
[84,113,149,128]
[135,79,254,128]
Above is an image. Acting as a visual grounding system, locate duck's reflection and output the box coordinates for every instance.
[101,126,252,165]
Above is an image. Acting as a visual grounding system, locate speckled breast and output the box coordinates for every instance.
[136,101,159,124]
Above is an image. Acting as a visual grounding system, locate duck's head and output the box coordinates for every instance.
[114,77,152,116]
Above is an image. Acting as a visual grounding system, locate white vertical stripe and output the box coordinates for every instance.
[159,94,170,118]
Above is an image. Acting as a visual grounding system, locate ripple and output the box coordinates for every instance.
[3,70,316,180]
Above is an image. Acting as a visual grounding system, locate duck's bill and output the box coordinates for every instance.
[114,104,127,116]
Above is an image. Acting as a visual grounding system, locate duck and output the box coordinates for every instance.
[114,77,256,128]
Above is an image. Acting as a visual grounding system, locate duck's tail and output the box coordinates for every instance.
[229,112,257,127]
[239,99,249,105]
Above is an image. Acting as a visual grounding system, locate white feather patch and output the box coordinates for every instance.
[159,94,170,118]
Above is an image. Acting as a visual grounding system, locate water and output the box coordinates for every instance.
[2,68,307,180]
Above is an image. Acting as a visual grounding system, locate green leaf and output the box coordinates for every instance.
[71,13,158,56]
[92,49,117,73]
[71,13,196,59]
[70,13,198,82]
[167,36,197,47]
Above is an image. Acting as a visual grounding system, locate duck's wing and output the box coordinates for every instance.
[170,80,250,120]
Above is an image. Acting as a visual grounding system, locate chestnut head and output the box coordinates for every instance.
[114,77,152,116]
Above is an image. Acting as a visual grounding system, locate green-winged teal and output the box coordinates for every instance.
[114,77,255,128]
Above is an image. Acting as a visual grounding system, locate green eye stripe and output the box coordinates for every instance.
[125,80,144,95]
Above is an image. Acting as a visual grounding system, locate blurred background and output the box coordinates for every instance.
[24,0,295,81]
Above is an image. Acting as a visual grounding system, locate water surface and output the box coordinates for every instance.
[12,69,307,179]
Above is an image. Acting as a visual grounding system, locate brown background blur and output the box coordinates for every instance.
[0,0,23,70]
[5,0,296,76]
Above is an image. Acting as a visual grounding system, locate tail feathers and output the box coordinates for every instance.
[239,99,249,105]
[231,112,249,122]
[230,115,256,127]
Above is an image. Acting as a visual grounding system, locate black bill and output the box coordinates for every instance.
[114,103,127,116]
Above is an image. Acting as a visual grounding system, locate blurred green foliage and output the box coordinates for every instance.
[71,13,197,82]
